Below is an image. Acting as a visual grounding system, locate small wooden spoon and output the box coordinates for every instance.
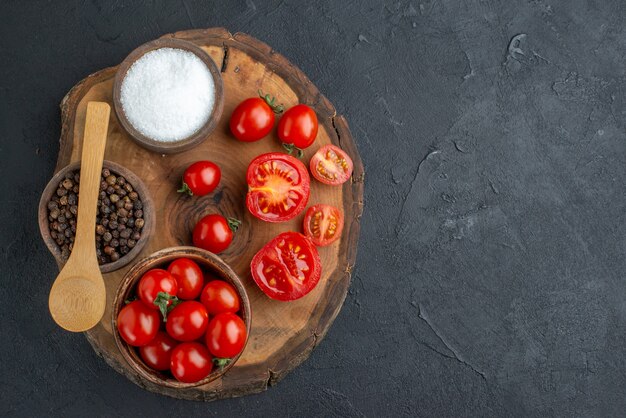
[49,101,110,332]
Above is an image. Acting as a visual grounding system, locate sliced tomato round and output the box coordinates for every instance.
[310,145,353,185]
[251,232,321,301]
[246,153,310,222]
[303,204,344,246]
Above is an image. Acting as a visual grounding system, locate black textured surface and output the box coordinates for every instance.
[1,1,625,417]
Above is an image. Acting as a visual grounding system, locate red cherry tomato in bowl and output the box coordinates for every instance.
[303,204,344,246]
[137,269,178,311]
[139,331,178,371]
[230,94,283,142]
[310,145,353,185]
[170,342,213,383]
[116,301,160,347]
[205,313,247,359]
[167,258,204,300]
[250,232,321,301]
[192,214,240,253]
[278,104,318,155]
[200,280,241,315]
[178,161,221,196]
[166,301,209,342]
[246,153,310,222]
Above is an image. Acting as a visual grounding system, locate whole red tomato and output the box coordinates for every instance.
[278,104,318,155]
[200,280,241,315]
[192,214,240,253]
[230,93,283,142]
[116,301,160,347]
[139,331,178,371]
[166,301,209,342]
[170,342,213,383]
[205,313,247,359]
[137,269,178,314]
[178,161,221,196]
[168,258,204,300]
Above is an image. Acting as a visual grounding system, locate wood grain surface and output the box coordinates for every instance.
[53,27,364,401]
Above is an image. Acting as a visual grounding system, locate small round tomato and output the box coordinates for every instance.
[310,145,353,185]
[246,153,310,222]
[251,232,321,301]
[303,204,344,246]
[139,331,178,371]
[205,313,247,359]
[170,342,213,383]
[230,94,282,142]
[168,258,204,300]
[278,104,318,153]
[192,214,240,254]
[116,301,160,347]
[201,280,241,315]
[137,269,178,311]
[166,301,209,342]
[178,161,221,196]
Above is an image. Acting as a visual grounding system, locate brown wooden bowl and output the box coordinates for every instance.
[111,246,251,389]
[112,38,224,154]
[38,160,154,273]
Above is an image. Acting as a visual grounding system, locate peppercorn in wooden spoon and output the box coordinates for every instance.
[48,102,110,332]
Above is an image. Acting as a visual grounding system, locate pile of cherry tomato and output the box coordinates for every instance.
[116,257,247,383]
[175,92,355,302]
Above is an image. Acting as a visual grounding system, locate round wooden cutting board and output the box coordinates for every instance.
[52,27,364,401]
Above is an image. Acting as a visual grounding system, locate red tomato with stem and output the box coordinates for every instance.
[168,258,204,300]
[278,104,318,156]
[192,214,240,254]
[166,301,209,342]
[137,269,178,314]
[246,153,310,222]
[178,161,221,196]
[170,342,213,383]
[205,313,247,359]
[139,331,178,371]
[230,93,283,142]
[310,145,353,185]
[250,232,321,301]
[200,280,241,315]
[116,301,161,347]
[303,204,344,246]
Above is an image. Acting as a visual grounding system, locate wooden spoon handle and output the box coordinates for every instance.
[73,102,110,259]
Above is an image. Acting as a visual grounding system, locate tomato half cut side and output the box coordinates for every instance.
[310,145,353,185]
[246,153,310,222]
[251,232,321,301]
[303,204,344,246]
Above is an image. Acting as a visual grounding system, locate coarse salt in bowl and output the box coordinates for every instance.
[113,39,224,154]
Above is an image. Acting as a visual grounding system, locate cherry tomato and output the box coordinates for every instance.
[178,161,221,196]
[116,301,160,347]
[303,204,344,246]
[168,258,204,300]
[139,331,178,371]
[230,94,282,142]
[192,214,240,254]
[278,104,318,154]
[246,153,310,222]
[205,313,247,359]
[250,232,321,301]
[137,269,178,311]
[170,342,213,383]
[201,280,241,315]
[310,145,353,185]
[166,301,209,342]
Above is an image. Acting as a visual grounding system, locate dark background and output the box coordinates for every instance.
[1,0,625,416]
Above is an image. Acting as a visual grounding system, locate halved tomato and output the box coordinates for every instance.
[303,204,344,246]
[310,145,353,185]
[246,153,310,222]
[251,232,321,301]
